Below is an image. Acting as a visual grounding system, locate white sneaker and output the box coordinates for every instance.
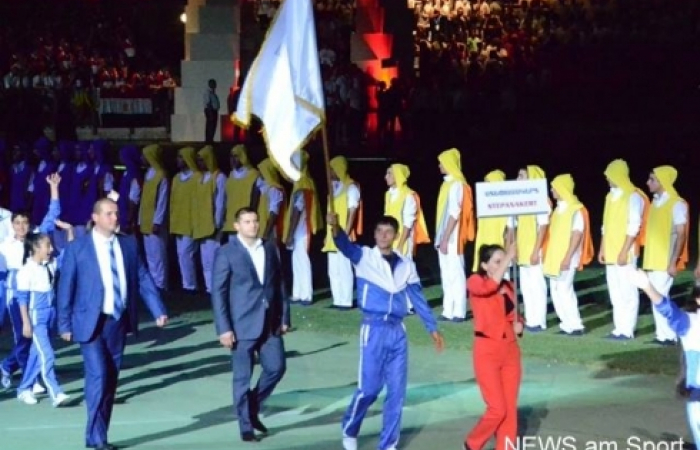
[342,437,358,450]
[18,391,38,405]
[32,382,47,395]
[52,392,70,407]
[1,368,11,389]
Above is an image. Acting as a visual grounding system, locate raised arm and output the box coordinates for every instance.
[327,212,363,265]
[629,268,690,336]
[37,174,62,233]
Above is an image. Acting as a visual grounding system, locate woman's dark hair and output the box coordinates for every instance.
[23,232,49,265]
[685,284,700,313]
[476,244,505,276]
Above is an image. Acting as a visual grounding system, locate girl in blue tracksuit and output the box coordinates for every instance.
[16,220,74,406]
[631,269,700,445]
[0,173,62,390]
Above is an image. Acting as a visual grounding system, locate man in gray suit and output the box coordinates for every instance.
[211,206,289,442]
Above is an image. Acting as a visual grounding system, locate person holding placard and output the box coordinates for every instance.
[542,174,594,336]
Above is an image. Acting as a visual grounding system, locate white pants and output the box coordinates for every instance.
[439,249,466,319]
[648,271,677,341]
[519,264,548,329]
[549,265,584,333]
[687,401,700,445]
[143,231,168,290]
[176,236,198,290]
[200,238,221,294]
[328,252,354,307]
[290,235,312,302]
[606,262,639,338]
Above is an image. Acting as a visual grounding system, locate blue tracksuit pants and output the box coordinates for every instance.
[18,307,63,400]
[342,316,408,450]
[2,298,32,375]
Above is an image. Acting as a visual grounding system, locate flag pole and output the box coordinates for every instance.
[321,122,335,215]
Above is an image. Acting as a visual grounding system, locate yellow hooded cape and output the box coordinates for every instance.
[515,165,549,265]
[436,148,474,254]
[193,145,220,239]
[283,150,322,245]
[643,165,689,270]
[256,158,286,240]
[602,159,650,257]
[543,174,594,276]
[231,144,253,168]
[140,144,166,234]
[323,156,363,251]
[472,170,508,271]
[383,164,430,255]
[170,147,201,236]
[223,144,260,232]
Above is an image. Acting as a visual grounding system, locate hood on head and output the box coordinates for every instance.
[438,148,465,182]
[58,141,74,161]
[75,141,91,162]
[231,144,251,167]
[330,156,349,183]
[526,165,546,180]
[198,145,218,172]
[258,158,283,189]
[178,147,199,172]
[653,165,678,198]
[119,145,141,172]
[91,140,110,164]
[34,137,52,160]
[485,169,506,182]
[604,159,633,191]
[552,174,577,203]
[143,144,164,172]
[390,163,410,188]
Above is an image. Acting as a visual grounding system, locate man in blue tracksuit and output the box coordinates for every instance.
[327,213,445,450]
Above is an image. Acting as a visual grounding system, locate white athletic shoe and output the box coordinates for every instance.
[342,437,358,450]
[52,393,70,407]
[1,368,11,389]
[32,382,47,395]
[18,391,38,405]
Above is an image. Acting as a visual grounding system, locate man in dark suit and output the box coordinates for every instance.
[211,206,289,442]
[58,198,168,450]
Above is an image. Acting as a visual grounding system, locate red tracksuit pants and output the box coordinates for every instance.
[466,337,521,450]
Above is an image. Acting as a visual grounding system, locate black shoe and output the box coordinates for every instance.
[241,432,259,442]
[87,445,118,450]
[250,415,268,434]
[648,338,677,346]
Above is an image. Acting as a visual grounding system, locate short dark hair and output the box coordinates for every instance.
[23,232,50,265]
[476,244,505,276]
[375,215,399,233]
[235,206,258,222]
[11,210,30,222]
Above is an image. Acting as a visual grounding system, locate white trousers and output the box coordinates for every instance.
[328,252,354,307]
[200,238,221,294]
[291,236,312,302]
[549,265,584,333]
[439,250,466,319]
[519,264,548,329]
[648,271,677,341]
[143,231,168,290]
[606,262,639,338]
[687,401,700,446]
[176,236,198,290]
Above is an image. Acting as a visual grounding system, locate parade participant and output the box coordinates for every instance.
[435,148,474,322]
[322,156,362,309]
[89,140,115,199]
[256,158,285,241]
[464,243,523,450]
[641,166,689,345]
[139,145,169,291]
[600,159,649,340]
[471,170,509,273]
[52,141,74,250]
[384,163,430,259]
[117,145,143,234]
[68,142,93,237]
[542,174,593,335]
[327,212,444,450]
[195,145,227,294]
[170,147,201,292]
[9,143,34,213]
[222,144,260,238]
[282,150,321,305]
[29,137,56,226]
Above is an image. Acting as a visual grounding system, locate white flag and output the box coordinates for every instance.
[234,0,325,181]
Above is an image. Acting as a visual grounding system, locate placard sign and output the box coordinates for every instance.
[475,179,550,218]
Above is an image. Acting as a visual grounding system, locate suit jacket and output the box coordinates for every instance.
[57,232,167,343]
[211,236,289,341]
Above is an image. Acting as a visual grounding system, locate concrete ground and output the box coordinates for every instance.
[0,316,692,450]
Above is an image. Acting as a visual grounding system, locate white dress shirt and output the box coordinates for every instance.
[238,234,265,284]
[92,231,127,315]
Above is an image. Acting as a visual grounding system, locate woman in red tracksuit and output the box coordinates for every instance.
[464,243,523,450]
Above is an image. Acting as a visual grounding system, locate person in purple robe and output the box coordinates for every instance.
[0,139,8,207]
[9,143,35,213]
[52,141,75,250]
[29,137,57,225]
[68,141,93,237]
[118,145,143,233]
[88,139,114,199]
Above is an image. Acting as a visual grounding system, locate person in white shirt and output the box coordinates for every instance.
[641,166,689,345]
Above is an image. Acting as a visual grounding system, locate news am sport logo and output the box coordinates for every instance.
[505,436,686,450]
